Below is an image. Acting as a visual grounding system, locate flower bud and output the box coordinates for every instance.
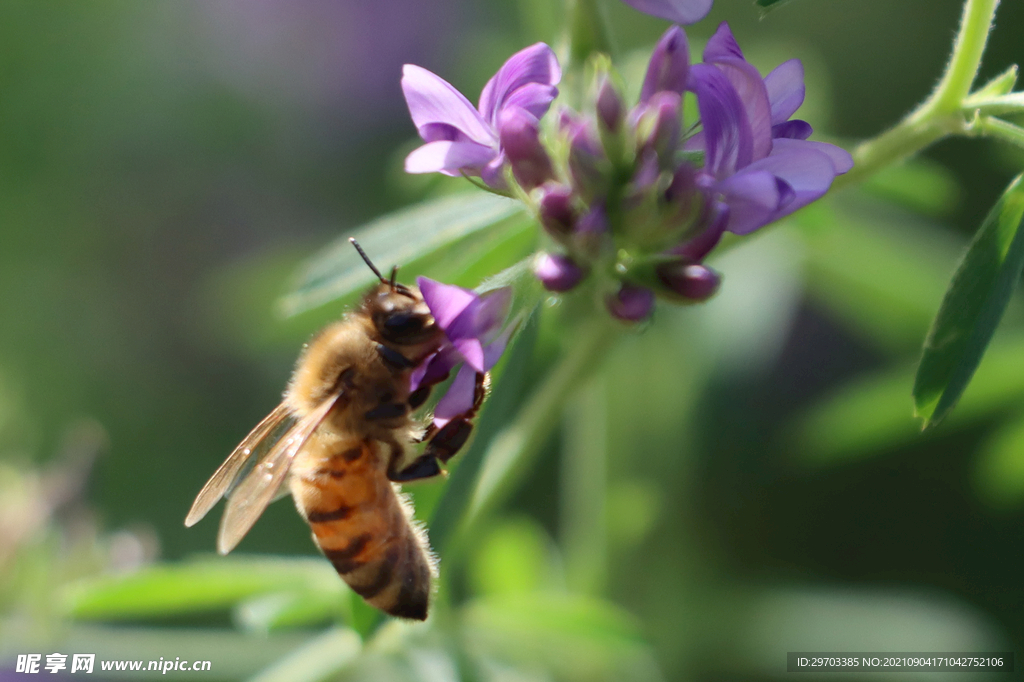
[673,200,728,261]
[639,26,689,103]
[566,121,608,201]
[596,76,625,134]
[538,184,577,238]
[606,284,655,322]
[534,252,585,292]
[499,107,554,190]
[656,261,721,301]
[635,91,681,170]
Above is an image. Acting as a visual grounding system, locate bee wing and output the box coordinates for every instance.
[216,393,341,554]
[185,402,294,528]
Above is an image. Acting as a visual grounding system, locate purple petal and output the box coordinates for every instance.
[480,152,509,189]
[417,277,477,329]
[640,26,690,103]
[703,21,745,62]
[772,120,812,140]
[404,140,498,175]
[702,23,772,161]
[468,288,512,342]
[504,83,560,121]
[478,43,561,126]
[409,345,461,392]
[452,338,486,373]
[716,168,782,235]
[777,137,854,174]
[402,64,495,147]
[433,364,478,427]
[482,324,514,370]
[673,199,727,261]
[689,63,753,178]
[745,141,840,219]
[764,59,805,124]
[620,0,713,25]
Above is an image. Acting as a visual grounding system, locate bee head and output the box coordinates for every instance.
[350,238,440,346]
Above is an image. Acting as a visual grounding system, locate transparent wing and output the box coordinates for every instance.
[217,394,341,554]
[185,402,294,528]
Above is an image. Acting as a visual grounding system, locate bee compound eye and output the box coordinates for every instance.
[383,312,426,340]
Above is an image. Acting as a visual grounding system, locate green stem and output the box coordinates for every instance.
[561,374,608,595]
[971,115,1024,149]
[927,0,1001,114]
[834,0,1000,189]
[458,317,621,539]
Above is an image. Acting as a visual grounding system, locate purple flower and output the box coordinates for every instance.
[639,25,690,104]
[414,277,513,426]
[499,107,556,189]
[402,43,561,187]
[620,0,713,25]
[689,23,853,235]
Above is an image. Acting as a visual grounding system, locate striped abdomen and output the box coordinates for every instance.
[288,434,436,620]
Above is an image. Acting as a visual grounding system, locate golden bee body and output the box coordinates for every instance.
[187,255,484,621]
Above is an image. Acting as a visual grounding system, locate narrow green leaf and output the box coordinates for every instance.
[280,193,524,316]
[914,173,1024,427]
[754,0,794,16]
[965,64,1018,101]
[63,556,341,620]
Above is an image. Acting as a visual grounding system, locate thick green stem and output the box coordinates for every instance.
[927,0,1000,114]
[459,317,621,538]
[561,374,608,595]
[834,0,1000,189]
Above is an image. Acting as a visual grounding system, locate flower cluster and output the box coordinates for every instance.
[403,22,852,323]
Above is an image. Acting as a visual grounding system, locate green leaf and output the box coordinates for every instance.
[791,335,1024,464]
[914,173,1024,427]
[280,193,525,316]
[968,64,1019,100]
[64,556,343,620]
[462,593,661,682]
[754,0,794,16]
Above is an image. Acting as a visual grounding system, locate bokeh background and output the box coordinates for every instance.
[2,0,1024,680]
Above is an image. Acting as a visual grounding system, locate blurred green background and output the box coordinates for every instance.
[2,0,1024,680]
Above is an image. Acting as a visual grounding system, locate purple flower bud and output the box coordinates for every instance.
[636,92,681,169]
[640,26,690,104]
[538,183,577,237]
[534,252,585,292]
[596,76,625,133]
[656,261,721,301]
[567,121,607,200]
[499,107,555,190]
[606,284,655,322]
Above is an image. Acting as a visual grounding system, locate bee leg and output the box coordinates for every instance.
[423,419,474,463]
[420,371,488,463]
[408,385,431,410]
[388,454,443,482]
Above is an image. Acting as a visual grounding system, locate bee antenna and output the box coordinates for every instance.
[389,266,398,290]
[349,238,386,284]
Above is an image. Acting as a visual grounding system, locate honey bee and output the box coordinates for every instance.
[185,240,486,620]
